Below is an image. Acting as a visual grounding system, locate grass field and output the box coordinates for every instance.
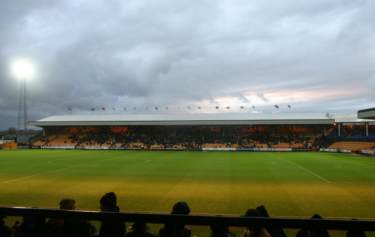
[0,150,375,236]
[1,150,375,218]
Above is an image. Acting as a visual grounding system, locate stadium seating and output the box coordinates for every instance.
[329,141,375,152]
[44,135,77,147]
[111,142,125,149]
[150,144,165,150]
[0,141,17,149]
[29,124,375,152]
[32,140,45,146]
[127,142,147,149]
[256,143,268,148]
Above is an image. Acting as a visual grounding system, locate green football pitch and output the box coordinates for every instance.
[0,150,375,219]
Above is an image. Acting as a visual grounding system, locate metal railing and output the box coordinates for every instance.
[1,206,375,232]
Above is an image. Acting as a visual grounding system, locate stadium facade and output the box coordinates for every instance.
[28,113,375,154]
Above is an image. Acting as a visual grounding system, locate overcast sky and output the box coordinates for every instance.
[0,0,374,129]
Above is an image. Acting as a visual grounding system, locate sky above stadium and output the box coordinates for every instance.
[0,0,375,129]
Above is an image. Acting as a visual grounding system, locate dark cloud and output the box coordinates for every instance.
[0,0,374,129]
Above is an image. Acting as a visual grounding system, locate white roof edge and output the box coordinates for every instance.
[333,114,374,123]
[29,113,336,126]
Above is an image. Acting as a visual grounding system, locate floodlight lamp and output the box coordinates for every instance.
[11,59,36,81]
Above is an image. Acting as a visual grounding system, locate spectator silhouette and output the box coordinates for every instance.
[127,222,157,237]
[0,216,12,237]
[45,198,93,237]
[44,199,71,237]
[99,192,126,237]
[13,214,45,237]
[346,219,366,237]
[210,224,236,237]
[242,209,271,237]
[159,201,191,237]
[347,229,366,237]
[295,229,311,237]
[12,221,22,234]
[295,214,330,237]
[255,205,286,237]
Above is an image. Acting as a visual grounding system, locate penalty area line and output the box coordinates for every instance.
[283,159,331,184]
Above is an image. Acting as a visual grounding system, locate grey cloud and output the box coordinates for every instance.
[0,0,375,129]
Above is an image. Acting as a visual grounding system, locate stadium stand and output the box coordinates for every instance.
[0,143,17,150]
[34,125,324,151]
[27,114,375,154]
[358,108,375,120]
[0,140,17,150]
[329,141,375,152]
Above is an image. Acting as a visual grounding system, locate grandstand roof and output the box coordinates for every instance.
[30,113,335,126]
[333,114,375,124]
[358,108,375,119]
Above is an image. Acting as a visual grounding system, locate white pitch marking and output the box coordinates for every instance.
[0,155,123,184]
[0,166,71,184]
[283,159,331,183]
[0,173,44,184]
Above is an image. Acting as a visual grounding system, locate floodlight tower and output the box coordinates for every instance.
[11,59,35,132]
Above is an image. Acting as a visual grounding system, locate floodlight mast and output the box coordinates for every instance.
[23,78,27,132]
[11,59,35,133]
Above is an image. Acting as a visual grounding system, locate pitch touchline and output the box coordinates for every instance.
[0,173,44,184]
[0,166,76,184]
[283,159,331,183]
[0,156,122,184]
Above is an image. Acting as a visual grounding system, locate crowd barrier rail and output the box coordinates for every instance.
[1,207,375,232]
